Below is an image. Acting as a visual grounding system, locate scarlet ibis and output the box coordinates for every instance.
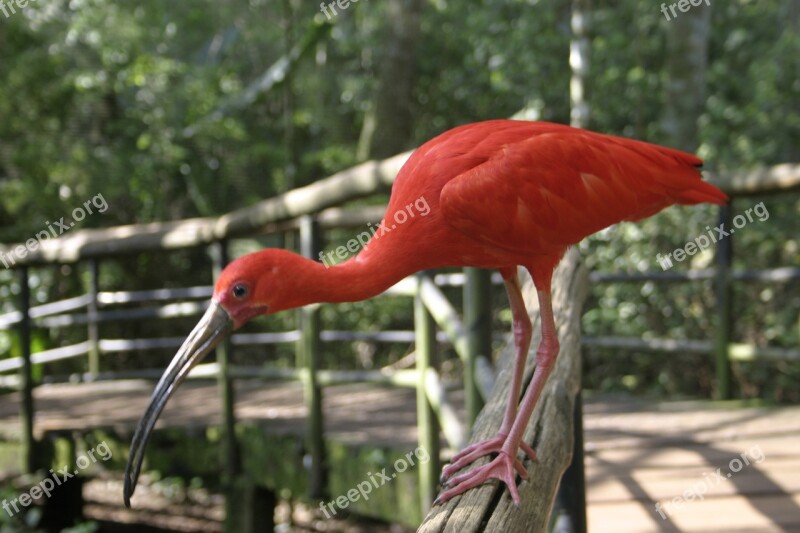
[123,120,727,507]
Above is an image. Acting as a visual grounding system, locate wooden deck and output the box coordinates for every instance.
[584,396,800,532]
[1,381,799,532]
[0,379,425,448]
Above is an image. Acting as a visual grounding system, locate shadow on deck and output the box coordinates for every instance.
[584,396,800,532]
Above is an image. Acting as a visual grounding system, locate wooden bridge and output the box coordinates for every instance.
[1,149,799,531]
[2,376,799,531]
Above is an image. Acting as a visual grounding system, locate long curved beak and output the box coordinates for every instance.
[123,301,233,507]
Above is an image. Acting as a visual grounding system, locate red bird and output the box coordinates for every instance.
[123,120,727,507]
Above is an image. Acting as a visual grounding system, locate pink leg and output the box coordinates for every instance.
[436,288,559,506]
[441,271,537,481]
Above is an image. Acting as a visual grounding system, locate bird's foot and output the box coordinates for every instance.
[435,451,527,506]
[440,433,537,482]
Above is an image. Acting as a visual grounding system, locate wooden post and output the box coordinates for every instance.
[87,258,100,378]
[18,266,35,473]
[463,267,491,427]
[210,241,240,481]
[565,0,589,503]
[224,479,277,533]
[564,1,591,522]
[715,203,734,400]
[415,274,440,512]
[420,250,588,531]
[41,437,83,530]
[298,215,326,498]
[553,391,587,533]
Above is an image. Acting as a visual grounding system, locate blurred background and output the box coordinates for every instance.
[0,0,798,532]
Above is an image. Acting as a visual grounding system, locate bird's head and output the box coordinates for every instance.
[123,248,315,507]
[214,248,313,328]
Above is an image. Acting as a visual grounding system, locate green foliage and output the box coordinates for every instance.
[0,1,797,399]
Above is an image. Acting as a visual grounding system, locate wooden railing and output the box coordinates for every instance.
[419,249,588,531]
[1,152,798,529]
[0,204,505,517]
[583,168,800,400]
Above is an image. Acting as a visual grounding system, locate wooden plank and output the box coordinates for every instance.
[581,336,800,361]
[416,281,442,510]
[2,375,799,531]
[0,158,794,267]
[589,266,800,284]
[17,267,34,473]
[0,294,91,329]
[298,216,325,498]
[583,399,800,532]
[97,285,213,305]
[0,341,91,373]
[583,402,800,451]
[418,277,471,362]
[706,163,800,196]
[587,455,800,502]
[715,204,734,399]
[588,493,800,532]
[0,152,410,266]
[423,367,467,450]
[582,335,711,354]
[87,258,100,377]
[463,268,491,425]
[585,434,800,470]
[419,249,589,532]
[417,275,495,402]
[0,380,429,448]
[210,240,241,487]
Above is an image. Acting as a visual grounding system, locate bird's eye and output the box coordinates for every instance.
[232,283,249,300]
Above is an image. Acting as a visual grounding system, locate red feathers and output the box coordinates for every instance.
[378,120,727,272]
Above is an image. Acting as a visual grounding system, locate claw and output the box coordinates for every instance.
[441,434,537,482]
[520,440,539,463]
[442,454,528,487]
[441,435,505,480]
[513,457,528,479]
[435,451,524,506]
[449,434,505,463]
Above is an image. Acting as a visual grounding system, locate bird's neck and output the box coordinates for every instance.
[288,252,415,308]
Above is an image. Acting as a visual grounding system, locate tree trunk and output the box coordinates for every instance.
[357,0,424,160]
[783,0,800,161]
[661,2,712,152]
[570,0,591,128]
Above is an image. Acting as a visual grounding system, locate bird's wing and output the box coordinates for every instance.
[439,130,725,256]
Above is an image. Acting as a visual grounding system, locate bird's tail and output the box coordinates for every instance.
[654,145,728,206]
[675,178,728,205]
